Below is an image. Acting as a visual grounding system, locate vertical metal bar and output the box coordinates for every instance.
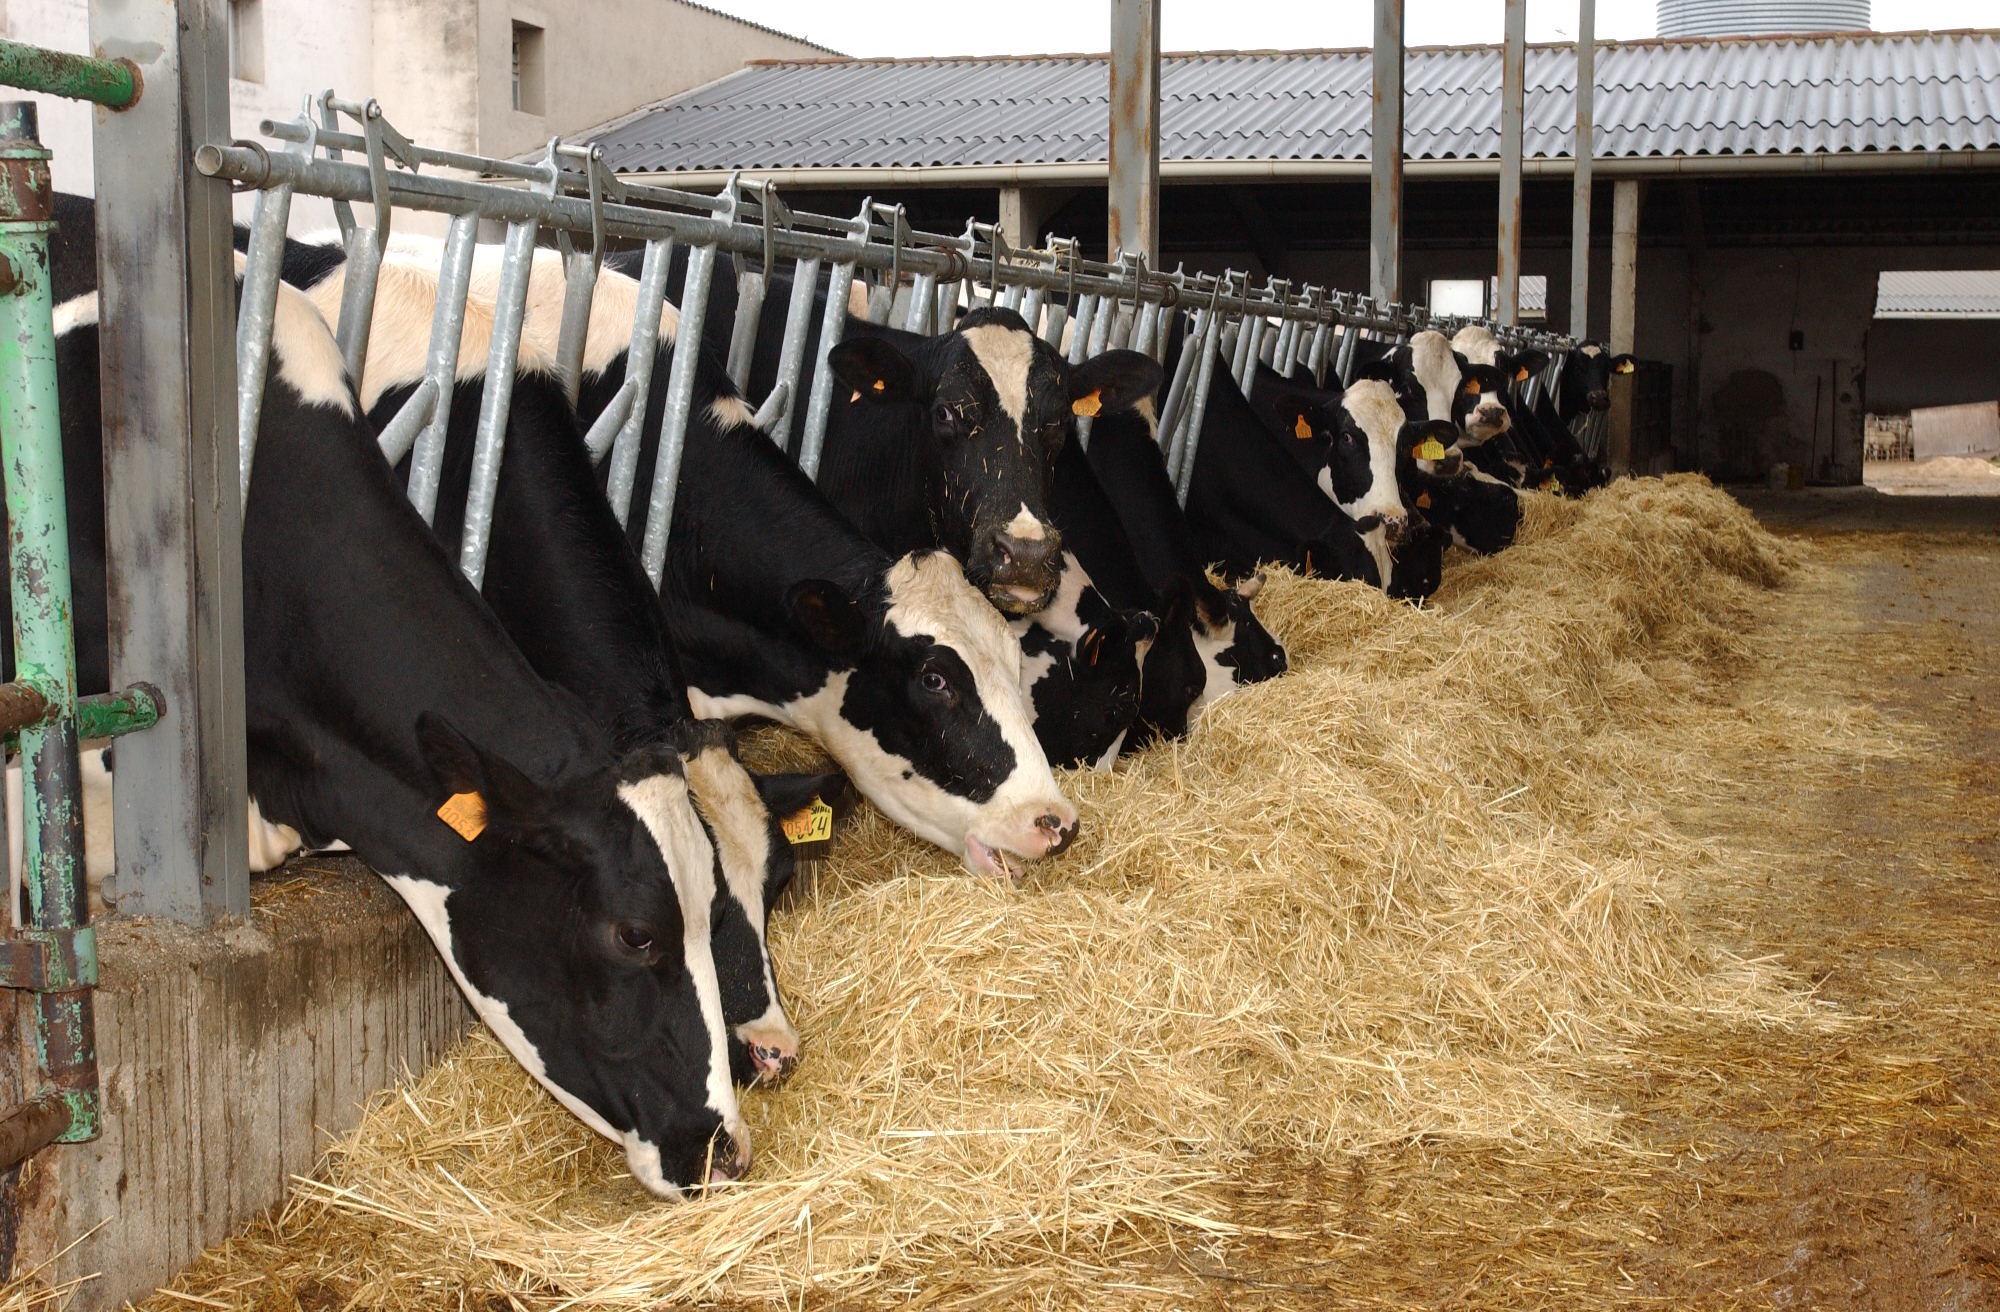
[1335,323,1362,386]
[902,271,937,335]
[1570,0,1596,339]
[457,219,538,589]
[91,0,248,923]
[334,234,384,387]
[1305,320,1330,384]
[603,237,673,520]
[1173,316,1224,506]
[0,101,97,1141]
[555,244,602,402]
[405,212,480,525]
[1020,284,1046,337]
[1609,178,1640,356]
[1495,0,1527,326]
[725,262,766,391]
[1129,302,1155,356]
[761,254,820,449]
[935,278,956,332]
[1066,294,1100,365]
[638,242,717,583]
[233,183,293,506]
[1370,0,1405,305]
[799,249,858,482]
[1088,297,1116,356]
[1107,0,1161,265]
[1156,307,1204,459]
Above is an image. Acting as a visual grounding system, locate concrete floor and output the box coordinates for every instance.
[1729,484,2000,535]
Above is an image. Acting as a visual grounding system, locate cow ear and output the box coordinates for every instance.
[1515,349,1550,377]
[785,579,868,662]
[1270,395,1325,441]
[826,338,918,403]
[1234,571,1266,601]
[415,712,541,830]
[1070,349,1163,416]
[754,768,854,825]
[1124,608,1160,646]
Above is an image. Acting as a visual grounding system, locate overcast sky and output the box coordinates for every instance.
[701,0,1998,58]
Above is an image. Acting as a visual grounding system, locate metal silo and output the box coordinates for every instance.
[1657,0,1870,37]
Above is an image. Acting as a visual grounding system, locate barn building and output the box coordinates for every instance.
[578,28,2000,486]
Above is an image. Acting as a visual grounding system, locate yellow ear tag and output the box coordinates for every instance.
[781,797,835,846]
[1515,366,1530,382]
[1462,379,1481,396]
[437,791,487,842]
[1293,415,1314,440]
[1071,390,1102,418]
[1416,490,1433,509]
[1615,359,1635,374]
[1415,438,1448,461]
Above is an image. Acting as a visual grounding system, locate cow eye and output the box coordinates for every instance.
[931,401,958,430]
[919,667,952,697]
[614,923,656,954]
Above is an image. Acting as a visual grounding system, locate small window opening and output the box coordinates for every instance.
[512,21,545,115]
[1427,278,1486,318]
[229,0,264,83]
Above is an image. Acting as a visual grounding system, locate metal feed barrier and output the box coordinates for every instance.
[208,94,1577,567]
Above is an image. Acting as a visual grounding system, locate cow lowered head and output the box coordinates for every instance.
[826,308,1161,617]
[1009,552,1158,770]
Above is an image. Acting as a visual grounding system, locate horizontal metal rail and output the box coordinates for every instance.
[0,38,138,110]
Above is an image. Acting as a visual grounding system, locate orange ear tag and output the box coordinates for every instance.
[1515,366,1530,382]
[437,791,488,842]
[1072,390,1103,418]
[1416,490,1433,510]
[871,378,887,391]
[849,389,862,403]
[1615,359,1636,374]
[1415,438,1448,461]
[1293,415,1314,440]
[1462,379,1482,396]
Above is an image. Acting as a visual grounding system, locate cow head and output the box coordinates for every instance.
[400,715,746,1199]
[1011,556,1157,771]
[1453,362,1514,445]
[783,550,1079,877]
[673,719,847,1089]
[1560,342,1636,419]
[1398,418,1468,481]
[1319,379,1412,544]
[827,311,1161,616]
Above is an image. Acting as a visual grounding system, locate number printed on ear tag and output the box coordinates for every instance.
[437,791,487,842]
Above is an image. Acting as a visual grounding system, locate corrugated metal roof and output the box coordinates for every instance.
[586,29,2000,174]
[1875,269,2000,317]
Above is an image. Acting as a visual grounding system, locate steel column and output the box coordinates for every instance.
[1570,0,1596,339]
[1495,0,1527,326]
[90,0,248,923]
[1370,0,1405,305]
[1106,0,1160,265]
[1609,178,1641,355]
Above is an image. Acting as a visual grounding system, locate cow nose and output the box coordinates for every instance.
[1037,812,1079,856]
[1587,389,1610,411]
[1382,515,1410,545]
[1476,405,1506,426]
[994,530,1060,577]
[707,1131,751,1185]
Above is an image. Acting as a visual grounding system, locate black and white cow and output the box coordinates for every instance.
[450,249,1080,878]
[1008,553,1157,769]
[45,272,756,1197]
[1397,419,1523,556]
[283,244,837,1089]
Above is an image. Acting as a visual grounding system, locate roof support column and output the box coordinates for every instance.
[1370,0,1404,305]
[1107,0,1160,265]
[1607,176,1643,475]
[1494,0,1527,325]
[1569,0,1596,338]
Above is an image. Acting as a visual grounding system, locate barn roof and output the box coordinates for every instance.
[583,28,2000,179]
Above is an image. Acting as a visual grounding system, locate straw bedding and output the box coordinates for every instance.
[19,475,1907,1309]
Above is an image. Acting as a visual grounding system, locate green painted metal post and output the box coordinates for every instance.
[0,39,138,111]
[0,100,96,1142]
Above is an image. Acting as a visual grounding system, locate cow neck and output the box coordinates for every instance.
[1048,433,1156,611]
[1077,411,1214,597]
[242,381,609,878]
[1188,356,1342,542]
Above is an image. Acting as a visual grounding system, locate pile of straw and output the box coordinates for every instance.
[123,475,1857,1308]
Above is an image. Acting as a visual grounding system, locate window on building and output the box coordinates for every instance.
[511,21,545,115]
[228,0,264,83]
[1495,274,1548,321]
[1875,270,2000,319]
[1427,278,1486,318]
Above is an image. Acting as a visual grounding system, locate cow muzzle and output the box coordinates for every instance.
[979,525,1064,615]
[706,1128,753,1186]
[1587,389,1610,411]
[964,800,1082,878]
[1380,514,1410,546]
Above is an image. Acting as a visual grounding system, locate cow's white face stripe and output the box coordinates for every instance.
[617,773,743,1157]
[681,745,795,1055]
[960,323,1035,431]
[1189,617,1241,717]
[1409,331,1460,424]
[1330,379,1408,525]
[1579,343,1603,358]
[1091,728,1129,773]
[1361,524,1393,592]
[1003,503,1045,541]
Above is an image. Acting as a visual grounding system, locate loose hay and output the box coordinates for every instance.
[136,475,1877,1309]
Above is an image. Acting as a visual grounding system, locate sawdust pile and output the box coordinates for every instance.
[102,474,1872,1310]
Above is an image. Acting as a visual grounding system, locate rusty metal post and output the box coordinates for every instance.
[1570,0,1596,339]
[1495,0,1527,326]
[1370,0,1404,305]
[0,101,98,1143]
[90,0,249,922]
[1607,176,1642,474]
[1107,0,1160,265]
